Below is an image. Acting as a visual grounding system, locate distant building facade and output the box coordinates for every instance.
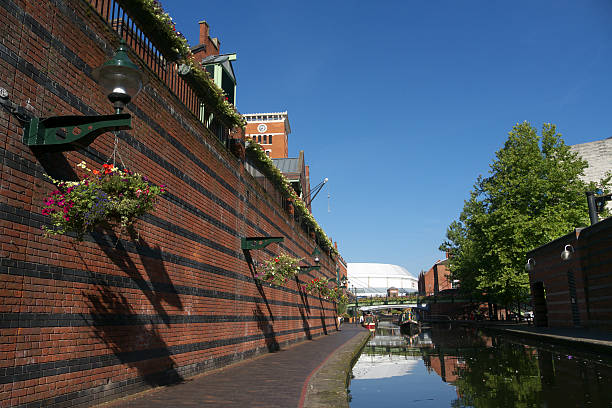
[569,136,612,185]
[244,112,291,158]
[569,136,612,213]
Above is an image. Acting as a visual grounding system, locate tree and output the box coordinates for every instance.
[441,122,609,305]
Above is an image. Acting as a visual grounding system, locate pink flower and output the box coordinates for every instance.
[135,189,143,197]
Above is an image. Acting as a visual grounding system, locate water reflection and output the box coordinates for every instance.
[350,321,612,407]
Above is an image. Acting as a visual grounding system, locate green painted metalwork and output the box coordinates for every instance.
[299,265,320,273]
[23,113,132,149]
[241,236,284,250]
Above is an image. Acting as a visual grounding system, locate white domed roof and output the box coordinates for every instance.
[348,263,416,279]
[347,263,418,296]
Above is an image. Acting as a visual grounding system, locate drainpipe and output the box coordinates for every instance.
[586,191,598,225]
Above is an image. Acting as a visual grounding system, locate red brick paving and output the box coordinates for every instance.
[100,325,367,408]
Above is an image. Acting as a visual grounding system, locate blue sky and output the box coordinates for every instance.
[163,0,612,275]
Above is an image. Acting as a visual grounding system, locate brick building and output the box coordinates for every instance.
[418,256,454,296]
[526,217,612,329]
[244,112,291,158]
[0,1,342,406]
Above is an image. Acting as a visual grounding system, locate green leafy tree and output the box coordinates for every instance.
[441,122,610,304]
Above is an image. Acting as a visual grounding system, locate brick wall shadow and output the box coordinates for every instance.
[84,284,183,386]
[319,298,328,335]
[34,150,79,182]
[130,230,183,312]
[244,249,273,319]
[253,304,279,352]
[296,275,311,313]
[92,229,183,325]
[296,277,312,339]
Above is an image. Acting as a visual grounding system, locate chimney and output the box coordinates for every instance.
[198,21,209,45]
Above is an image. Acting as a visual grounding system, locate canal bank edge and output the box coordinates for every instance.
[456,321,612,356]
[302,328,371,408]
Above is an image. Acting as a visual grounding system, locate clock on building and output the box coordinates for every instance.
[257,123,267,133]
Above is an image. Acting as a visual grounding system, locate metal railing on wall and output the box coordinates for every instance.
[86,0,322,247]
[87,0,229,144]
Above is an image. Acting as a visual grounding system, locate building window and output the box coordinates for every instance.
[265,150,271,156]
[263,135,267,144]
[268,135,273,144]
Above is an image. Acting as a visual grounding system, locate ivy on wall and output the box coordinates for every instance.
[246,141,338,256]
[114,0,246,129]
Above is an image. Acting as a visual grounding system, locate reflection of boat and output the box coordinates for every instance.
[363,314,377,332]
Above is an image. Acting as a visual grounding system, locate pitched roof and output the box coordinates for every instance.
[272,158,300,174]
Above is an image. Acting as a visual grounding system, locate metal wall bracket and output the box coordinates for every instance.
[241,236,284,250]
[23,113,132,150]
[300,265,320,273]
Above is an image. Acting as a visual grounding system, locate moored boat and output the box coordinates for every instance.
[363,314,377,332]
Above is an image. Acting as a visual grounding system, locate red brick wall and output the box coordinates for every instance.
[0,1,340,406]
[527,218,612,330]
[245,120,288,158]
[419,260,451,296]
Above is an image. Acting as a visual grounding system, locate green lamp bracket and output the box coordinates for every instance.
[241,236,284,250]
[300,265,321,273]
[23,113,132,150]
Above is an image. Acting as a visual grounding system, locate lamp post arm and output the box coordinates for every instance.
[23,113,132,150]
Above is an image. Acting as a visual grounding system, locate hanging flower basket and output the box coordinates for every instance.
[42,161,166,240]
[255,252,301,285]
[303,277,333,299]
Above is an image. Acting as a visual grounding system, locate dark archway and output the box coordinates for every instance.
[532,281,548,327]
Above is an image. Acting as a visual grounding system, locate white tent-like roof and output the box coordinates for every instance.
[347,263,418,297]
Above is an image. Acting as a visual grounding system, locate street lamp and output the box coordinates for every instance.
[93,40,145,114]
[586,191,612,225]
[312,247,321,264]
[525,258,536,272]
[561,245,574,261]
[3,39,145,150]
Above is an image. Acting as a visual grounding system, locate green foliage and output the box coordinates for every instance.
[440,122,611,304]
[245,141,338,255]
[255,252,301,285]
[114,0,190,61]
[42,162,165,240]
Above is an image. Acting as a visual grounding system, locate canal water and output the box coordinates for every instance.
[349,321,612,407]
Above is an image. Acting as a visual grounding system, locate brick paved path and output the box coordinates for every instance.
[101,325,367,408]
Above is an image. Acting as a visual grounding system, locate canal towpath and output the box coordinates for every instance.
[97,324,370,408]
